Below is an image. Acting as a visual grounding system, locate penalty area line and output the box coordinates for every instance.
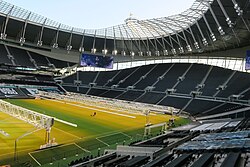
[96,138,110,147]
[28,153,41,166]
[120,132,132,139]
[74,143,91,153]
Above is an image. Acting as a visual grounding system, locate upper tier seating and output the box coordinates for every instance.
[28,51,49,67]
[0,44,76,69]
[0,45,12,65]
[8,46,34,67]
[175,64,209,94]
[105,67,139,87]
[216,72,250,98]
[95,70,119,86]
[201,66,233,96]
[135,64,173,90]
[118,65,154,88]
[154,63,191,92]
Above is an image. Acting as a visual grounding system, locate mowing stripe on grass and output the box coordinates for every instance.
[49,98,136,119]
[74,143,91,153]
[96,138,110,147]
[53,127,81,139]
[28,153,41,166]
[0,148,34,158]
[69,103,136,119]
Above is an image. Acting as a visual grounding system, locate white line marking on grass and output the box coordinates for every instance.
[29,153,41,166]
[53,127,81,139]
[95,131,132,146]
[49,98,136,119]
[96,138,110,147]
[120,132,132,139]
[74,143,91,153]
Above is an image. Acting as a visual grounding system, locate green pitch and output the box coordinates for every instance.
[0,99,189,166]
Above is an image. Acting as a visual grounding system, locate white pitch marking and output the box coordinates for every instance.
[96,138,110,147]
[74,143,91,153]
[29,153,41,166]
[120,132,132,139]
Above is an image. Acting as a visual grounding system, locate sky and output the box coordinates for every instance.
[6,0,195,29]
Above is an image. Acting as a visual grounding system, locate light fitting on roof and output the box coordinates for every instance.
[155,51,160,56]
[202,38,208,46]
[52,43,58,49]
[130,51,135,57]
[138,51,143,56]
[218,26,225,36]
[147,51,151,56]
[186,45,192,52]
[91,48,96,53]
[37,40,43,46]
[171,48,176,55]
[19,37,25,45]
[79,47,84,53]
[102,49,108,55]
[163,50,168,56]
[121,51,126,56]
[179,47,184,54]
[67,45,72,51]
[194,42,199,49]
[210,33,216,42]
[226,18,233,28]
[112,50,117,55]
[234,3,243,16]
[0,33,7,40]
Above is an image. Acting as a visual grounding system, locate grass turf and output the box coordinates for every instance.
[0,98,189,166]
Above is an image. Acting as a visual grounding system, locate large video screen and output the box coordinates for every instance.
[246,50,250,70]
[80,53,113,69]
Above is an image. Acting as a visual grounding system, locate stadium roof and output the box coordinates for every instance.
[0,0,249,56]
[0,0,213,39]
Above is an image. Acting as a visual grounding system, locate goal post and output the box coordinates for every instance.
[144,122,167,136]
